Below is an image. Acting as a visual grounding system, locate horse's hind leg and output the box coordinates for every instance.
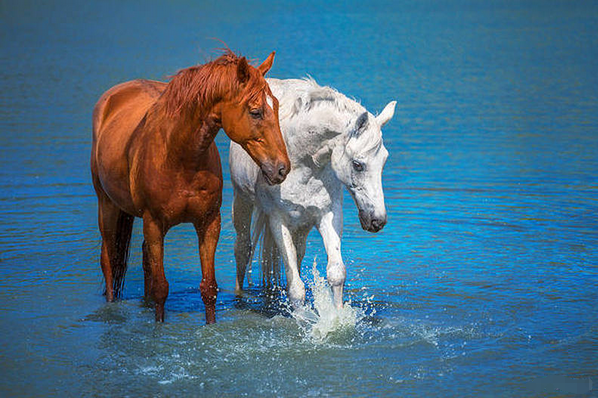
[232,192,253,293]
[293,229,309,277]
[269,215,305,307]
[97,194,134,301]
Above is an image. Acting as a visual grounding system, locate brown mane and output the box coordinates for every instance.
[162,50,268,116]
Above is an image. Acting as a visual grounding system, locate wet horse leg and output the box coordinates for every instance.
[293,229,309,277]
[269,215,305,307]
[97,194,133,301]
[317,209,346,308]
[142,214,169,322]
[232,192,253,293]
[196,212,221,324]
[142,240,151,305]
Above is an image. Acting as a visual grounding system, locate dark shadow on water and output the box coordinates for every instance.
[85,286,296,324]
[232,286,293,318]
[165,286,296,318]
[83,302,133,324]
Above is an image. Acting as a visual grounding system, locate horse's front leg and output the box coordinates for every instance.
[142,214,169,322]
[195,212,221,324]
[317,209,346,309]
[269,215,305,307]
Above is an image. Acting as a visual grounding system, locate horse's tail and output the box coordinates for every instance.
[111,212,134,299]
[250,209,282,288]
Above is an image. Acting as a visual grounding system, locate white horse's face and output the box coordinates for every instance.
[331,101,396,232]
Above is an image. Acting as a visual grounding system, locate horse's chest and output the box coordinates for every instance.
[290,172,338,206]
[156,174,222,223]
[278,176,339,226]
[285,203,323,229]
[182,176,221,204]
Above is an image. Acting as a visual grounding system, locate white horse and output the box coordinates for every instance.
[230,77,396,308]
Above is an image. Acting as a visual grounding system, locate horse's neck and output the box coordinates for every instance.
[148,101,221,167]
[283,108,350,170]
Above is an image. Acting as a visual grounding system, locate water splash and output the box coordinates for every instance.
[290,260,365,343]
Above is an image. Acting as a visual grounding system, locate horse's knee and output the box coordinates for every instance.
[152,278,169,304]
[200,278,218,324]
[200,278,218,305]
[327,261,345,308]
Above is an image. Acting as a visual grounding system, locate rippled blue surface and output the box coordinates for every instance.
[1,1,597,396]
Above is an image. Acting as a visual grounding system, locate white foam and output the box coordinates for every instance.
[290,260,364,342]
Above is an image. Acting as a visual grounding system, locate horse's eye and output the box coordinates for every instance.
[249,108,263,119]
[352,160,364,172]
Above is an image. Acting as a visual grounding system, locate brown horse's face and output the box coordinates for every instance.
[220,53,290,185]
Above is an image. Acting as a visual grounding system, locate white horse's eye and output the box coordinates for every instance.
[352,160,364,172]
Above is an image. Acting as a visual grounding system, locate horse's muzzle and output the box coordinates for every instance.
[359,211,387,233]
[261,161,290,185]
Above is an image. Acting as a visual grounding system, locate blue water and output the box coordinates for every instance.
[1,0,598,396]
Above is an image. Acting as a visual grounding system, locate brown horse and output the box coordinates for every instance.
[90,51,290,324]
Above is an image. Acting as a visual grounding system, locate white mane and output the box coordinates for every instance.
[271,77,367,122]
[268,77,383,160]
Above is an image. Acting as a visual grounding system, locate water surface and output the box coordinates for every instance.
[1,1,597,396]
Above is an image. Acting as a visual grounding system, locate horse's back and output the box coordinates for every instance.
[93,79,166,141]
[91,79,167,212]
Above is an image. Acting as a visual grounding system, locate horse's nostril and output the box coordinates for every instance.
[278,164,288,177]
[371,217,386,231]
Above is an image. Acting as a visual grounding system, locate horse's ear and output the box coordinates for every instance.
[376,101,397,127]
[257,51,276,76]
[237,57,251,84]
[351,112,369,138]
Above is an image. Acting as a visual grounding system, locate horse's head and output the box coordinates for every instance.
[220,53,290,185]
[331,101,396,233]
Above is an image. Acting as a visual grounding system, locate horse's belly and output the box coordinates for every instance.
[93,80,162,216]
[94,136,137,215]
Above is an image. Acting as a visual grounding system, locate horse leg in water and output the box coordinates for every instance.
[142,214,169,322]
[232,192,253,293]
[293,229,309,276]
[317,209,346,309]
[196,212,220,324]
[97,193,134,302]
[269,215,305,306]
[142,240,152,304]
